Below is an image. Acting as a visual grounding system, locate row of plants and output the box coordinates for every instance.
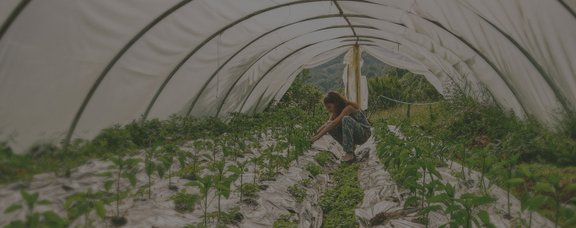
[2,79,327,227]
[374,90,576,227]
[375,121,496,227]
[319,163,364,228]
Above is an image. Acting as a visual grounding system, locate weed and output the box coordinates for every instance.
[288,184,307,203]
[171,190,199,213]
[314,151,333,166]
[273,214,298,228]
[320,164,363,228]
[305,163,321,177]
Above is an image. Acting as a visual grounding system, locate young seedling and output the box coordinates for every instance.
[210,160,238,223]
[533,174,576,228]
[188,175,214,227]
[4,190,68,228]
[229,160,249,201]
[516,165,548,227]
[160,143,181,191]
[64,189,110,227]
[102,155,139,226]
[144,146,166,199]
[450,193,495,228]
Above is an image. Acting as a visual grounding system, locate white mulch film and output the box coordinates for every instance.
[0,126,556,227]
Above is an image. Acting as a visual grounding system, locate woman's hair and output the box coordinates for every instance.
[323,91,359,115]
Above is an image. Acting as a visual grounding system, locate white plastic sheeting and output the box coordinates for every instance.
[0,0,575,153]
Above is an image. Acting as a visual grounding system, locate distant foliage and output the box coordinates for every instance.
[368,68,442,111]
[277,69,323,111]
[303,53,391,92]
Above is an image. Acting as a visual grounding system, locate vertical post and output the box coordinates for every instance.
[406,104,411,119]
[429,104,433,121]
[352,44,362,107]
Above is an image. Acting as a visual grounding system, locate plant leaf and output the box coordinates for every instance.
[4,204,22,214]
[95,201,106,218]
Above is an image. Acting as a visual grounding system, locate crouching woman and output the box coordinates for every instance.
[309,92,371,163]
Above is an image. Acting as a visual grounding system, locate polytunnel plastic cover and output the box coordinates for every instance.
[0,0,575,153]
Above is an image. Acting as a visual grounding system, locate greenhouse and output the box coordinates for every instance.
[0,0,575,227]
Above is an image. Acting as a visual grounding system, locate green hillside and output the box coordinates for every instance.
[304,53,391,92]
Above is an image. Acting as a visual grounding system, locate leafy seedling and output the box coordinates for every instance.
[4,190,68,228]
[102,155,139,226]
[64,189,110,227]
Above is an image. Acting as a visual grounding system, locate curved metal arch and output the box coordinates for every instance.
[64,0,379,149]
[352,26,521,114]
[212,29,383,117]
[211,12,526,118]
[243,43,374,114]
[419,17,530,115]
[141,0,381,121]
[559,0,576,19]
[63,0,194,150]
[347,12,529,116]
[333,0,359,44]
[0,0,31,41]
[319,3,538,116]
[67,0,537,140]
[224,26,495,118]
[183,14,381,117]
[253,44,378,113]
[236,28,521,116]
[237,38,455,114]
[456,2,571,112]
[237,39,377,113]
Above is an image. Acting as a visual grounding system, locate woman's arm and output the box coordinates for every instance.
[310,105,356,143]
[315,116,330,134]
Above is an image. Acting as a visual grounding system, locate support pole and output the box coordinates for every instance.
[352,44,362,107]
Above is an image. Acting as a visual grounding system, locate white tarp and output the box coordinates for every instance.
[1,0,575,153]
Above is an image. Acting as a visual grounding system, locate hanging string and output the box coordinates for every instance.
[378,94,440,106]
[216,32,221,98]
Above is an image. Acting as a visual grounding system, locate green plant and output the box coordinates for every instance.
[533,174,576,228]
[288,184,307,203]
[273,214,298,228]
[207,206,243,226]
[305,163,321,177]
[449,193,495,228]
[229,160,249,201]
[64,189,110,227]
[188,175,214,227]
[320,164,363,228]
[314,151,333,166]
[427,182,494,228]
[209,159,238,223]
[241,183,261,199]
[160,143,181,190]
[144,146,166,199]
[4,190,68,228]
[171,190,200,212]
[101,155,139,225]
[298,178,313,188]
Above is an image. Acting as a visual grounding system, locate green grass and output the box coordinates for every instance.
[314,151,333,166]
[305,163,322,177]
[273,214,298,228]
[320,163,363,228]
[287,184,307,203]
